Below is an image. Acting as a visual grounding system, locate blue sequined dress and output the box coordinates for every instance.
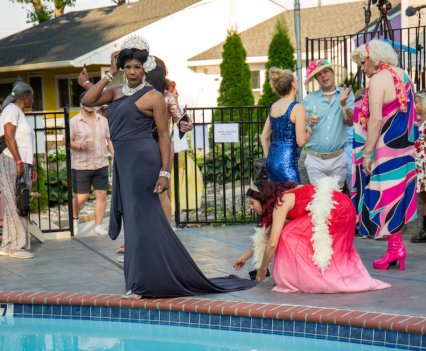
[265,101,301,184]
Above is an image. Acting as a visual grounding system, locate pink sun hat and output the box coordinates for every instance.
[304,59,348,92]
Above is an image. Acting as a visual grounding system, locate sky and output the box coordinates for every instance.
[0,0,362,40]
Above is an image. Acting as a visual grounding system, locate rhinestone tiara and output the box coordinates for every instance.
[120,34,150,52]
[250,178,260,192]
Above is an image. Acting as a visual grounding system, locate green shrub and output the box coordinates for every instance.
[30,154,48,212]
[199,134,262,185]
[212,27,254,141]
[47,146,66,163]
[46,167,69,205]
[258,16,296,106]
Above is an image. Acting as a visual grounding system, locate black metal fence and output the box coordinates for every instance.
[306,25,426,91]
[26,107,74,235]
[173,106,270,226]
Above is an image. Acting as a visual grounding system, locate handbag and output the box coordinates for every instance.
[173,123,189,153]
[0,134,6,154]
[178,110,189,140]
[15,176,30,217]
[253,158,268,181]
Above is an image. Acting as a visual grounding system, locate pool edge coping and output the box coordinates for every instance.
[1,291,425,335]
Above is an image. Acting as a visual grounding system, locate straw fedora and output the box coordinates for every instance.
[304,59,347,93]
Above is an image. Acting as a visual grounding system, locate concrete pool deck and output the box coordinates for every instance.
[0,223,425,319]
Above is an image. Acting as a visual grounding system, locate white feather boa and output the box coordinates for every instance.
[250,176,340,274]
[250,226,269,269]
[306,176,340,275]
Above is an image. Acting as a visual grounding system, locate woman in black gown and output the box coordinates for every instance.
[81,36,256,298]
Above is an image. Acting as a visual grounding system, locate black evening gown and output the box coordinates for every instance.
[107,87,256,297]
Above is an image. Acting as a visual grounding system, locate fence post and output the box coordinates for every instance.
[173,152,180,228]
[64,105,74,237]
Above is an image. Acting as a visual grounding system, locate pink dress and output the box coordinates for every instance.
[272,186,391,293]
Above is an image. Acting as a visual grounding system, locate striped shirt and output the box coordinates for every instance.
[70,113,110,170]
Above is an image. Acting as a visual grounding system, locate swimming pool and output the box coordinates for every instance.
[2,299,425,351]
[0,316,412,351]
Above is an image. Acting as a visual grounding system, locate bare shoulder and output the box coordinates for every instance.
[293,103,306,113]
[146,88,165,103]
[278,192,296,208]
[369,70,390,88]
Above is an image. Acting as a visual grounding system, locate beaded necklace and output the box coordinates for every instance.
[122,80,146,96]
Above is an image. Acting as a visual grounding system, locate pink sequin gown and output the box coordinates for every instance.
[272,185,391,293]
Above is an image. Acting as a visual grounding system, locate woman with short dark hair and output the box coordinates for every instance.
[0,82,38,259]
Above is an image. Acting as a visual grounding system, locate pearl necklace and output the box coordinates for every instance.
[323,90,336,96]
[122,80,146,96]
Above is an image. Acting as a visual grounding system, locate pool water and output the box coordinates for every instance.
[0,316,400,351]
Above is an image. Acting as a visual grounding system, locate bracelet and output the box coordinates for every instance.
[307,130,312,135]
[82,80,90,88]
[363,150,374,157]
[159,171,171,180]
[341,104,350,121]
[103,72,114,83]
[80,144,82,150]
[16,160,22,165]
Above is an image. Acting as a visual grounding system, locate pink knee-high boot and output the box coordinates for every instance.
[373,232,406,270]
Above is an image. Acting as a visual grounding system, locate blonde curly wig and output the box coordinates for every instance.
[351,39,399,67]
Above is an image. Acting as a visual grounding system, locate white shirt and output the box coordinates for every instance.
[0,104,35,165]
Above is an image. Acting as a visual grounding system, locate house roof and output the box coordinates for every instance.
[188,0,401,62]
[0,0,201,68]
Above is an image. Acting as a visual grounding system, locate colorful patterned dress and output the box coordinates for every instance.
[351,74,419,237]
[415,122,426,193]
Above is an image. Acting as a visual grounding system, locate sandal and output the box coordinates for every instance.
[116,244,125,253]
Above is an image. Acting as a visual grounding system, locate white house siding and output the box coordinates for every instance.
[73,0,284,109]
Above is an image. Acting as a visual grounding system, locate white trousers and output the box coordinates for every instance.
[304,153,348,189]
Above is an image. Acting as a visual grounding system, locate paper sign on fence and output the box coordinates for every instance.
[214,123,239,143]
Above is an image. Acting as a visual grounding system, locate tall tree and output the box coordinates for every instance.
[216,27,254,109]
[258,17,296,106]
[9,0,75,24]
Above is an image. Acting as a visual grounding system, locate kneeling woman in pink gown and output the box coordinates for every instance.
[234,178,390,293]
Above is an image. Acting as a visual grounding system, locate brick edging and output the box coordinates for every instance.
[2,291,425,335]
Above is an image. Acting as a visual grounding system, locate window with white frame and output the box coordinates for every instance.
[57,75,101,108]
[251,70,261,90]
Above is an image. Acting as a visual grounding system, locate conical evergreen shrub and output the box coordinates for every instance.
[258,17,296,105]
[217,27,254,109]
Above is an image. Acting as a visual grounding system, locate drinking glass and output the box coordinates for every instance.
[310,106,319,129]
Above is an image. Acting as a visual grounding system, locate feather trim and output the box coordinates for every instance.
[250,226,269,269]
[306,176,340,275]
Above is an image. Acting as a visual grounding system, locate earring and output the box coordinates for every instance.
[123,72,127,84]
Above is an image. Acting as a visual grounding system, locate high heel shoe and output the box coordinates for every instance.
[372,232,406,270]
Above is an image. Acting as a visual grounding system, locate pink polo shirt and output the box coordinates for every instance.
[70,112,110,170]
